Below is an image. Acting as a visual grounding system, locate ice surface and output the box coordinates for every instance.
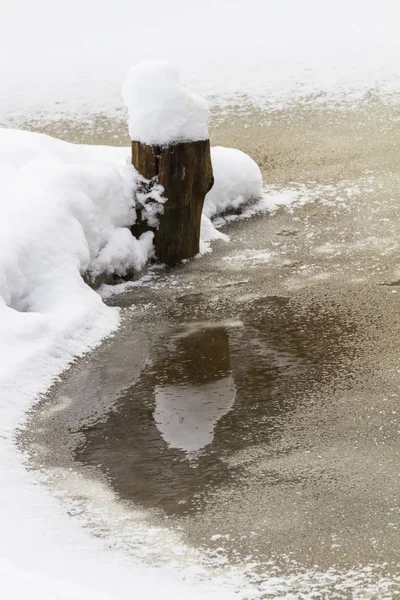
[122,61,209,145]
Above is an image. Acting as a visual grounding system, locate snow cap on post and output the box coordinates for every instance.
[121,60,209,146]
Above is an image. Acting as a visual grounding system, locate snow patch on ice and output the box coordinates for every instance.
[200,214,230,254]
[199,146,263,253]
[204,147,263,219]
[222,251,272,264]
[3,0,400,125]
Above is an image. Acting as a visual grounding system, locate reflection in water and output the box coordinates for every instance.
[155,377,236,452]
[76,306,315,515]
[154,327,236,451]
[29,287,366,581]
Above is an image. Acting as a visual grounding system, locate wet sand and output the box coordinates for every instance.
[19,100,400,598]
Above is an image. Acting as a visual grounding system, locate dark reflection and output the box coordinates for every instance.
[76,297,356,516]
[77,325,241,514]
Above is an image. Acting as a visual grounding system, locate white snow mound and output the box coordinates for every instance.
[204,147,263,219]
[0,129,153,403]
[122,60,209,145]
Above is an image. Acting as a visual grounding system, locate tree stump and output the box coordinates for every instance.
[131,139,214,265]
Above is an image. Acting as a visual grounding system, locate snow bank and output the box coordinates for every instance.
[204,147,263,219]
[122,60,209,145]
[0,129,154,403]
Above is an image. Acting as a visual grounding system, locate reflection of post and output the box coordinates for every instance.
[154,327,236,452]
[165,326,232,384]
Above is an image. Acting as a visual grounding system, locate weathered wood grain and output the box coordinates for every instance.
[131,140,214,265]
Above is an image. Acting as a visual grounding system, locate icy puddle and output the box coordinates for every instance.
[75,308,340,517]
[20,101,400,597]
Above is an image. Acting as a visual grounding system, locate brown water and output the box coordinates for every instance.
[21,100,400,598]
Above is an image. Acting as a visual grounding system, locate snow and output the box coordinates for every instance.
[90,229,154,278]
[122,61,209,145]
[0,125,268,600]
[135,175,168,228]
[200,214,230,254]
[2,0,400,125]
[204,148,263,219]
[200,147,262,253]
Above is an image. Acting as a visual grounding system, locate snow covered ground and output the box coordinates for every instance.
[2,0,400,125]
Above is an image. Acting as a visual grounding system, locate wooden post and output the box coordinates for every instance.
[131,139,214,266]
